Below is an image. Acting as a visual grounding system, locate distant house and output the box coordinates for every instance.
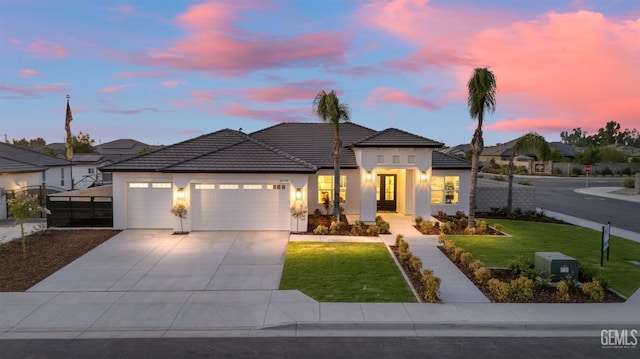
[102,122,472,232]
[71,153,112,189]
[95,139,162,162]
[0,156,47,219]
[0,143,72,191]
[440,144,470,160]
[480,138,552,174]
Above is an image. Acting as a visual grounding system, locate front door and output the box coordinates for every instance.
[376,174,397,212]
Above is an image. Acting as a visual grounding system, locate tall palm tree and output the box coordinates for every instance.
[507,133,551,214]
[467,67,497,228]
[313,90,351,223]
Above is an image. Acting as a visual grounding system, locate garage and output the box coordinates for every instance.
[191,182,290,230]
[126,182,173,229]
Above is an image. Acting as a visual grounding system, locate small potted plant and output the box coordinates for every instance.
[171,202,188,234]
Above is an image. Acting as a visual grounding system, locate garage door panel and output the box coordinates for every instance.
[192,183,289,230]
[127,183,173,229]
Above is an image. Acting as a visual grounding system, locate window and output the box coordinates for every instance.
[88,168,95,174]
[243,184,263,190]
[431,176,459,204]
[377,155,385,163]
[60,168,64,186]
[318,175,346,203]
[219,184,239,190]
[194,184,215,190]
[129,183,149,188]
[392,155,400,164]
[152,183,171,188]
[41,171,46,184]
[267,184,286,190]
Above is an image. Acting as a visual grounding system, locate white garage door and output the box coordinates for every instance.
[191,183,290,230]
[126,182,173,229]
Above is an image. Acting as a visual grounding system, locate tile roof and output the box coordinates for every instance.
[432,152,472,169]
[95,139,162,154]
[0,142,70,167]
[0,156,46,174]
[351,128,443,148]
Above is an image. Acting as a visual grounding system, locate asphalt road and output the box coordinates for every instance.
[0,337,637,359]
[526,176,640,233]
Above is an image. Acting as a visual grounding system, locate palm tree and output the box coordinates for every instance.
[507,133,551,214]
[467,67,497,228]
[313,90,351,223]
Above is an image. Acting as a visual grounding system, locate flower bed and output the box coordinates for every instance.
[306,210,391,236]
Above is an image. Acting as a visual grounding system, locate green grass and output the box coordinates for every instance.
[447,219,640,297]
[279,242,416,302]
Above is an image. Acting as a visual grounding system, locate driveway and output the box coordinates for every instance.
[28,230,290,292]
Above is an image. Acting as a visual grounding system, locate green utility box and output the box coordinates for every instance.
[534,252,578,282]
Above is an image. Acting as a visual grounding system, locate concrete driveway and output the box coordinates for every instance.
[28,230,290,292]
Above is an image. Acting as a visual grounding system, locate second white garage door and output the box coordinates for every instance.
[191,183,290,230]
[126,182,173,229]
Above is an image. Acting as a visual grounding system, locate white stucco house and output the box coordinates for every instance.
[0,143,72,192]
[101,123,471,232]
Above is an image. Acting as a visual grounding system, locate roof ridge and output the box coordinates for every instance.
[0,155,48,169]
[158,130,248,170]
[243,133,318,170]
[0,142,68,161]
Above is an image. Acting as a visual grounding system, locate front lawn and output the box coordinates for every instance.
[279,242,417,302]
[446,219,640,297]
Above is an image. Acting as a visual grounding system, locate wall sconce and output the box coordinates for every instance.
[366,171,373,182]
[177,187,185,200]
[420,171,428,182]
[295,188,303,200]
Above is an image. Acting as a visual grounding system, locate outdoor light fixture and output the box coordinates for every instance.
[295,188,303,200]
[366,171,373,182]
[420,171,428,182]
[177,187,185,200]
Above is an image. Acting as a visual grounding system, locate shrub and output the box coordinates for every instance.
[420,221,434,234]
[313,208,322,218]
[557,281,570,301]
[442,240,456,255]
[487,278,510,301]
[313,225,328,235]
[400,250,413,264]
[622,177,635,188]
[415,216,424,227]
[563,274,580,291]
[350,221,367,236]
[492,174,505,182]
[421,269,441,303]
[397,239,409,255]
[510,276,534,300]
[582,280,605,302]
[571,167,583,176]
[329,221,340,234]
[378,221,391,234]
[366,225,380,236]
[451,247,465,263]
[460,252,473,266]
[463,227,476,235]
[437,233,446,244]
[621,167,632,176]
[553,167,563,175]
[601,167,613,176]
[474,267,492,284]
[469,260,484,271]
[409,256,423,273]
[442,221,453,234]
[395,234,404,247]
[507,255,533,275]
[476,220,488,235]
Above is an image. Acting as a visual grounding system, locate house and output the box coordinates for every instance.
[0,142,72,191]
[441,144,470,160]
[70,153,112,189]
[95,139,162,162]
[101,123,471,232]
[480,139,552,174]
[0,157,46,219]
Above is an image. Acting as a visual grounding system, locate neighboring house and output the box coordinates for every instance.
[480,139,551,174]
[71,153,113,189]
[0,157,46,219]
[0,143,72,191]
[95,139,162,162]
[102,122,471,232]
[441,144,470,160]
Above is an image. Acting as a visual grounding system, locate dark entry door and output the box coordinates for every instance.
[376,174,397,212]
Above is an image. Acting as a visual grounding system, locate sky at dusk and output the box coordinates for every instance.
[1,0,639,148]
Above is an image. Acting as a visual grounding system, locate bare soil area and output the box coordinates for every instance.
[0,229,120,291]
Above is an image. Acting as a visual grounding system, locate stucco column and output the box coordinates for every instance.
[414,169,431,219]
[360,168,377,223]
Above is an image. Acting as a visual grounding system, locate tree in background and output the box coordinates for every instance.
[8,192,50,258]
[561,121,640,147]
[506,133,550,214]
[71,131,97,153]
[313,90,351,223]
[466,67,497,229]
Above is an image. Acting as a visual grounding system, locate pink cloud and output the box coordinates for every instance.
[98,84,137,93]
[484,117,577,134]
[368,87,439,111]
[223,103,310,123]
[162,81,182,87]
[17,68,40,78]
[359,1,640,134]
[0,83,68,99]
[110,4,136,15]
[240,80,333,103]
[136,2,347,75]
[171,89,216,107]
[27,39,69,59]
[117,71,167,79]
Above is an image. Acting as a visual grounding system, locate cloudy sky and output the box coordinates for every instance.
[1,0,638,148]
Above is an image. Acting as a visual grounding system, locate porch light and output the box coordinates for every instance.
[366,171,373,182]
[420,171,428,182]
[177,187,185,200]
[295,188,303,200]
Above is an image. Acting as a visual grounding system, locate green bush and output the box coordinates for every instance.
[557,281,570,301]
[442,240,456,255]
[553,167,563,175]
[400,250,413,264]
[463,227,476,235]
[420,221,434,234]
[487,278,510,301]
[510,276,534,300]
[397,239,409,255]
[622,177,635,188]
[350,220,367,236]
[329,221,340,234]
[415,216,424,227]
[451,247,465,263]
[460,252,473,266]
[571,167,583,176]
[582,280,605,302]
[507,255,533,275]
[474,267,492,284]
[476,220,488,235]
[409,256,423,273]
[366,225,380,236]
[601,167,613,176]
[469,259,484,271]
[313,225,328,235]
[421,269,441,303]
[395,234,404,247]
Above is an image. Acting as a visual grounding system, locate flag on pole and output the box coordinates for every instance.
[65,95,73,160]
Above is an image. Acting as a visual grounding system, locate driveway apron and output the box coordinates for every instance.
[28,230,290,292]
